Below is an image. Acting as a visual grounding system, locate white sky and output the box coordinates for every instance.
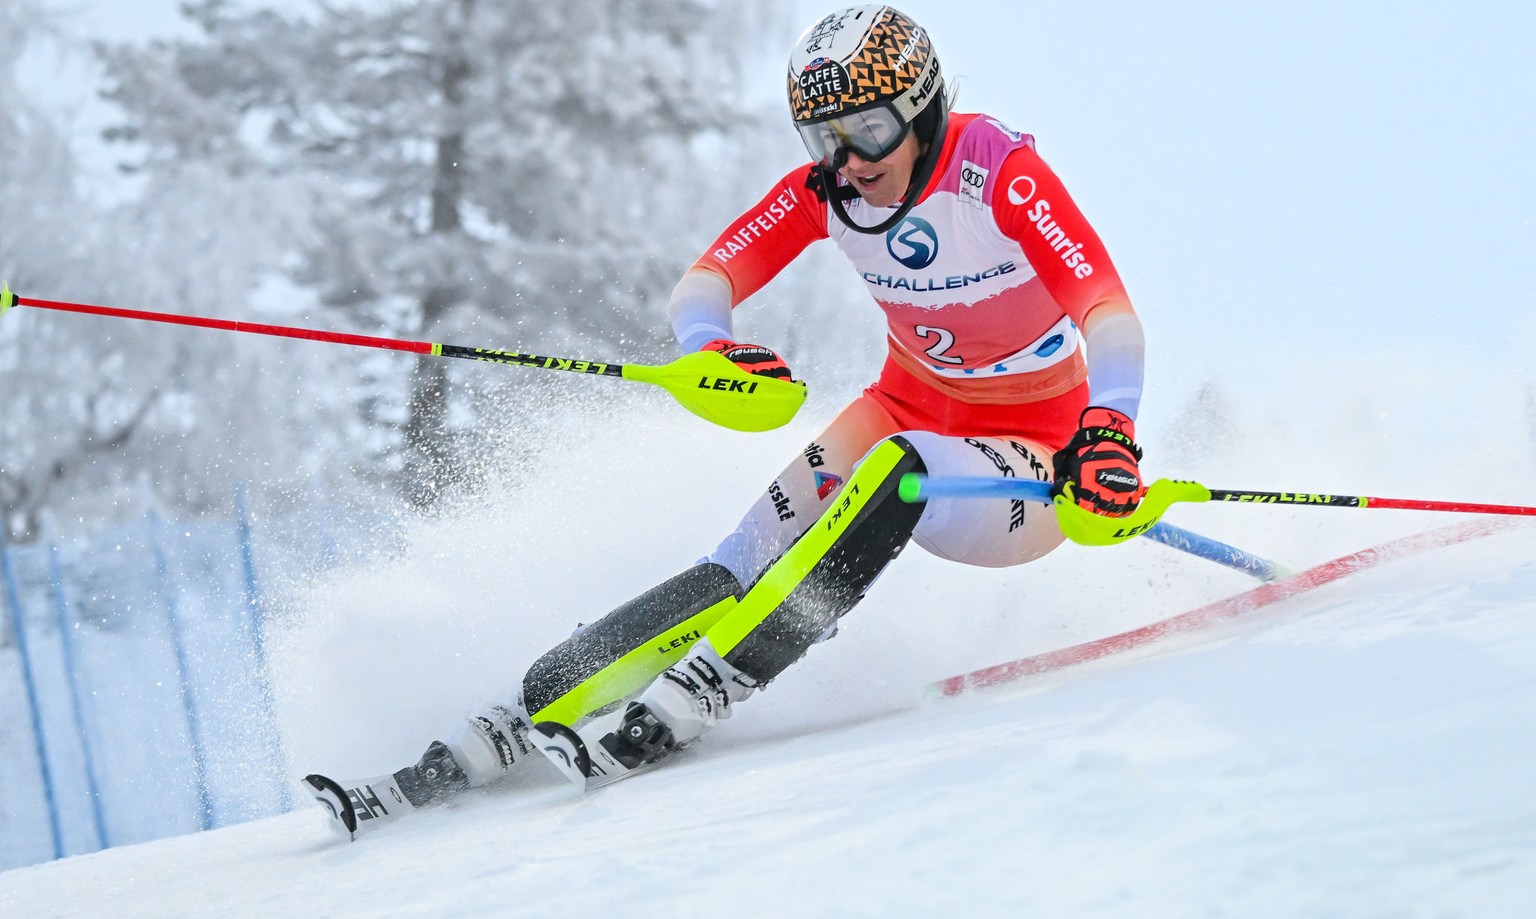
[21,0,1536,437]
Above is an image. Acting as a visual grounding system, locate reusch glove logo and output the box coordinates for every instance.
[1096,469,1142,492]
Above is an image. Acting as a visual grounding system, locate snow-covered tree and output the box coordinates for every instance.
[1,0,393,542]
[98,0,781,506]
[0,1,181,543]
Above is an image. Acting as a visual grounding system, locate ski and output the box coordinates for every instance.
[303,705,675,842]
[530,723,598,791]
[531,708,670,793]
[302,771,419,841]
[531,721,651,792]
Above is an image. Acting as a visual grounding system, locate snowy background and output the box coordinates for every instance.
[23,0,1536,426]
[2,0,1535,914]
[2,480,1534,916]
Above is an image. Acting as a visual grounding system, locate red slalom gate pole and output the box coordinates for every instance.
[926,517,1522,697]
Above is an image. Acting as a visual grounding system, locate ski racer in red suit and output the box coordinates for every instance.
[310,5,1148,819]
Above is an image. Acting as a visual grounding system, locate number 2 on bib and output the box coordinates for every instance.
[915,325,964,365]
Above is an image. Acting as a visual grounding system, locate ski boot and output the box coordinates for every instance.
[533,639,758,791]
[304,703,533,840]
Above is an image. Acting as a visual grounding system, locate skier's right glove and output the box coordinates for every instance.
[1052,406,1146,517]
[701,339,794,381]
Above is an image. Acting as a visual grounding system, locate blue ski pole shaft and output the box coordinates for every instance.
[899,475,1285,582]
[1140,521,1285,581]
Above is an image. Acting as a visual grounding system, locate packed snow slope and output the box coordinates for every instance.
[2,398,1535,917]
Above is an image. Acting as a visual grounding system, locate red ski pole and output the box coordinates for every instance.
[0,285,806,432]
[4,288,437,356]
[900,475,1536,551]
[1199,487,1536,517]
[901,476,1536,519]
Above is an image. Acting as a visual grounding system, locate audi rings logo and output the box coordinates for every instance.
[958,159,989,209]
[886,216,939,270]
[1006,175,1037,207]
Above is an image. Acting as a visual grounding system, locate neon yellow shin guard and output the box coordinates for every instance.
[707,436,927,682]
[523,563,743,727]
[522,436,927,725]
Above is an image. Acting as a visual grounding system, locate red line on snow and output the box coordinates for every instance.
[929,518,1523,697]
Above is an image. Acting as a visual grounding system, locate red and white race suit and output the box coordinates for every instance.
[678,113,1144,576]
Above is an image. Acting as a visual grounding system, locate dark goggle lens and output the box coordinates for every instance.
[797,108,909,168]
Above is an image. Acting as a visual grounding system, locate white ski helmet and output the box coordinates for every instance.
[787,6,947,233]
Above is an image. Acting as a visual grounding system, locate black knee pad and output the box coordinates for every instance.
[522,562,743,724]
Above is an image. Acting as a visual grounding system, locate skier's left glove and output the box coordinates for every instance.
[701,339,794,381]
[1052,406,1146,517]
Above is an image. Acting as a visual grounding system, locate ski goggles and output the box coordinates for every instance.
[796,105,911,170]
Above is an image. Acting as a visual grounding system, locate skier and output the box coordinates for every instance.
[313,4,1146,818]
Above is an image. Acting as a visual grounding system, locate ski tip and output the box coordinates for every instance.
[303,773,358,841]
[531,721,592,791]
